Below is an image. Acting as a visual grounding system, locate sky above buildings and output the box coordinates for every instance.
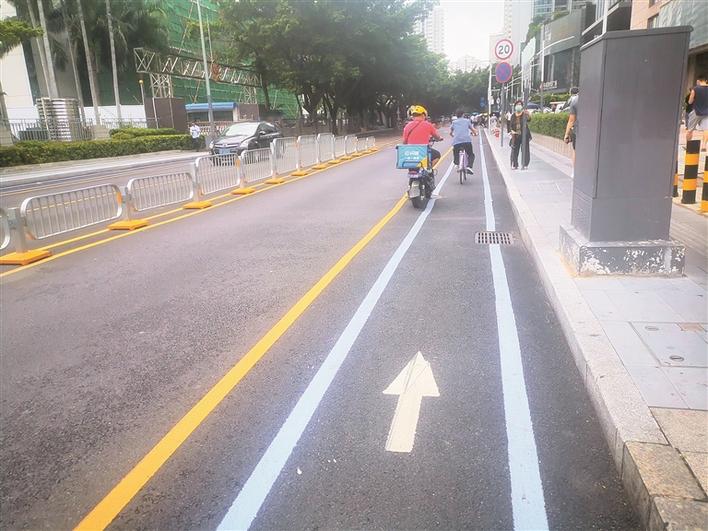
[440,0,507,62]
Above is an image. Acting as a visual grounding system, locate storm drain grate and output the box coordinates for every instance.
[475,231,514,245]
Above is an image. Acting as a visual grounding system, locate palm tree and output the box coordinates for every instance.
[76,0,101,124]
[61,0,84,108]
[35,0,59,98]
[0,18,43,126]
[104,0,121,122]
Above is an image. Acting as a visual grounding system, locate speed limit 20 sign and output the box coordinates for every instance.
[494,38,514,61]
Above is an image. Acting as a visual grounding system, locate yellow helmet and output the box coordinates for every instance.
[408,105,427,116]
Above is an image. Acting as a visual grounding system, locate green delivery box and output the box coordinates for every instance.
[395,144,428,169]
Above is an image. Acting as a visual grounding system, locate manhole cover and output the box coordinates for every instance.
[669,354,685,362]
[475,231,513,245]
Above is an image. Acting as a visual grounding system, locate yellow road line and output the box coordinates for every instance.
[0,141,398,278]
[74,143,448,531]
[74,194,408,531]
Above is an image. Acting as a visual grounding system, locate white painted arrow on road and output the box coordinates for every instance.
[383,351,439,453]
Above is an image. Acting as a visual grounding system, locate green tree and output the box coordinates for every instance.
[0,18,43,121]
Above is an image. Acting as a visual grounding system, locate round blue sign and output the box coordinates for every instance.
[495,61,512,84]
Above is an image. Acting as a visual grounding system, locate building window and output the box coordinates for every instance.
[648,14,658,28]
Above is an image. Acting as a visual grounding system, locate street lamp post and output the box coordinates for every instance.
[195,0,215,145]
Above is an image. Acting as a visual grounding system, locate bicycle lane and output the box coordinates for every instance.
[213,135,638,529]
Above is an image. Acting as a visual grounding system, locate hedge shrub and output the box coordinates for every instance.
[528,112,569,140]
[108,127,180,138]
[0,134,192,167]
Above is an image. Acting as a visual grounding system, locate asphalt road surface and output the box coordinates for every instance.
[0,134,638,530]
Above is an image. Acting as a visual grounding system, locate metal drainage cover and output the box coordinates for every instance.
[475,231,514,245]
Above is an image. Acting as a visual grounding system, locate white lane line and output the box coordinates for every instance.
[217,162,455,531]
[479,134,549,530]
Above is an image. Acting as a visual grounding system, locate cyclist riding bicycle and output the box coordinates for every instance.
[402,105,442,168]
[450,110,477,174]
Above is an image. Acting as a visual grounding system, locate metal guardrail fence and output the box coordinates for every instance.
[20,184,123,240]
[127,173,194,212]
[334,136,346,158]
[345,135,357,155]
[0,208,10,251]
[298,135,318,168]
[0,134,380,262]
[4,119,94,142]
[272,137,299,175]
[240,148,273,185]
[195,154,240,195]
[317,133,335,163]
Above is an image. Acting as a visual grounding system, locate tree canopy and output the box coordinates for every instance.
[215,0,490,130]
[0,17,42,58]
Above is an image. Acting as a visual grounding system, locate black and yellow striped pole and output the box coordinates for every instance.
[702,154,708,213]
[682,139,700,204]
[673,159,679,197]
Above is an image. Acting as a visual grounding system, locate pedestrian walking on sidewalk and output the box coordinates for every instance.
[509,100,531,170]
[687,73,708,150]
[564,87,579,175]
[189,122,202,151]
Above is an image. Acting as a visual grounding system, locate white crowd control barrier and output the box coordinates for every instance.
[240,148,273,185]
[298,135,318,169]
[344,135,357,155]
[195,154,240,195]
[356,137,367,152]
[334,136,346,158]
[317,133,335,163]
[271,137,299,175]
[0,132,380,264]
[20,184,123,239]
[128,173,194,213]
[0,208,11,250]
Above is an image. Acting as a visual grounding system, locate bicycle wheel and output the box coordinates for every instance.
[459,152,466,184]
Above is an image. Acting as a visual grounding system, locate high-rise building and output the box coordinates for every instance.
[533,0,579,17]
[504,0,534,64]
[503,0,514,38]
[629,0,707,91]
[451,55,485,73]
[416,6,445,55]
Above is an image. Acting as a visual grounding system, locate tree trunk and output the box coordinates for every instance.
[26,0,51,97]
[61,1,84,108]
[257,62,271,112]
[77,0,101,124]
[105,0,122,122]
[36,0,59,98]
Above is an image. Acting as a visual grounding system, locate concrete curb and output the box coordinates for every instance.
[483,130,707,529]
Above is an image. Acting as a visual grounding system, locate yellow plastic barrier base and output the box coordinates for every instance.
[108,219,149,231]
[266,177,286,184]
[0,249,52,266]
[340,155,353,161]
[702,200,708,213]
[232,187,256,195]
[327,159,342,165]
[183,200,212,210]
[313,164,328,170]
[291,170,310,176]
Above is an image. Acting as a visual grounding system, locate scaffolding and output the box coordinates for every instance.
[146,0,299,117]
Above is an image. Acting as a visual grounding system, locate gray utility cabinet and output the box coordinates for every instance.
[571,27,691,242]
